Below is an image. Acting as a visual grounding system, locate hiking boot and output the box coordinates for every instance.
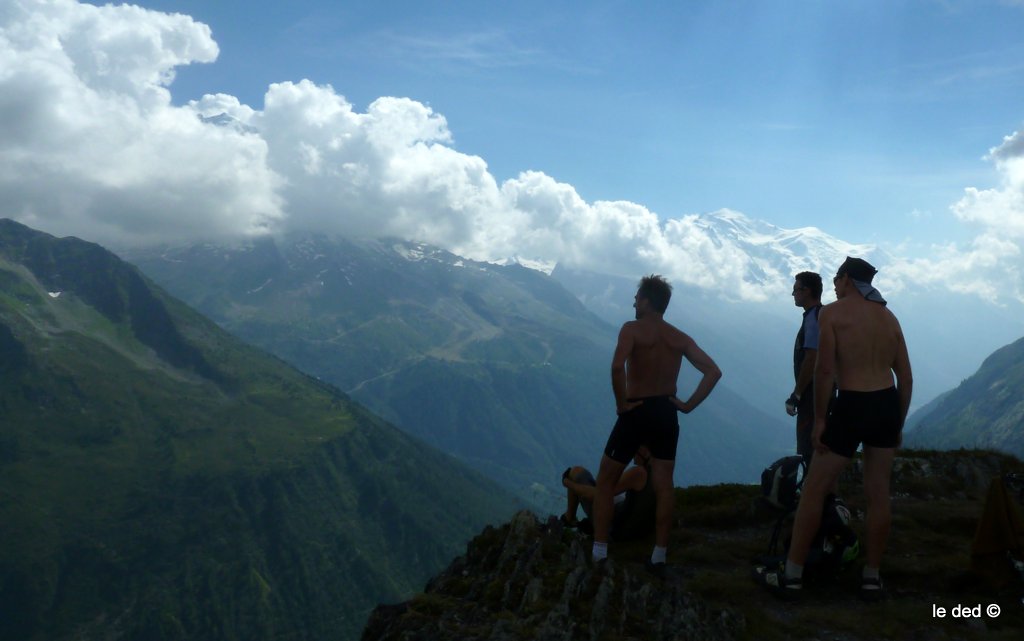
[645,559,670,580]
[590,556,612,578]
[859,576,885,602]
[752,565,802,600]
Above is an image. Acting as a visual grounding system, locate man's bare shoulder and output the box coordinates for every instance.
[659,319,694,347]
[821,298,848,312]
[882,305,904,330]
[619,320,640,333]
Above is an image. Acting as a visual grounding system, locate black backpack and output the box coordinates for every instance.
[759,491,861,580]
[799,494,860,579]
[761,455,805,510]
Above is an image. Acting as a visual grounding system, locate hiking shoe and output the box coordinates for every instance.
[558,514,578,528]
[752,565,802,600]
[577,517,593,535]
[645,559,670,580]
[859,576,885,602]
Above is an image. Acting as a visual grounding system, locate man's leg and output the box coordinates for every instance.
[787,451,848,569]
[649,457,676,550]
[593,455,626,560]
[861,446,896,570]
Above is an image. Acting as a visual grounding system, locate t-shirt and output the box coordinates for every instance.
[793,305,822,390]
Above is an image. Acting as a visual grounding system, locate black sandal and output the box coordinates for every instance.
[752,565,802,600]
[860,576,885,602]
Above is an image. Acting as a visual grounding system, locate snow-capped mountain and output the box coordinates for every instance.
[549,209,1021,417]
[692,209,884,288]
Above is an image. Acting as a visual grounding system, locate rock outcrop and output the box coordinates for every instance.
[363,510,742,641]
[364,450,1024,641]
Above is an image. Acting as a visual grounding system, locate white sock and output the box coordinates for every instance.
[592,541,608,561]
[650,546,667,564]
[784,560,803,581]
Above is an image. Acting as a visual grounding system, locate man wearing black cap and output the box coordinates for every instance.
[756,256,912,601]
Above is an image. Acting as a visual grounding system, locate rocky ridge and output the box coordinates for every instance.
[362,450,1024,641]
[362,510,741,641]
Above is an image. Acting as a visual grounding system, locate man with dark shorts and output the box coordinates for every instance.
[756,257,912,600]
[787,271,825,466]
[593,275,721,572]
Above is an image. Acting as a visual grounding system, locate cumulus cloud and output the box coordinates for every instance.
[1,0,791,299]
[3,0,1021,305]
[0,0,282,245]
[886,128,1024,304]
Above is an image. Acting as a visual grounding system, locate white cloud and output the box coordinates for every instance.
[0,1,769,298]
[3,1,1022,306]
[885,127,1024,304]
[0,0,283,245]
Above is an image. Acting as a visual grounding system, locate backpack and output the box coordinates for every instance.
[757,455,861,581]
[799,494,860,579]
[761,455,805,510]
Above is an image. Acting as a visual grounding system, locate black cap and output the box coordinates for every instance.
[837,256,878,284]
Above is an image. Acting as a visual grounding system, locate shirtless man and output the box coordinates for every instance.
[756,257,912,600]
[592,275,721,571]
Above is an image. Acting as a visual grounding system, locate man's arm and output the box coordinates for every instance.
[812,307,836,450]
[793,348,817,399]
[611,323,639,414]
[788,348,817,415]
[891,316,913,433]
[673,337,722,414]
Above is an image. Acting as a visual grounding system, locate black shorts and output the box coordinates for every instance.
[603,396,679,463]
[821,387,901,458]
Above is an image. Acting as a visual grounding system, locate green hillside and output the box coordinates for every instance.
[125,234,792,508]
[906,335,1024,457]
[0,219,517,641]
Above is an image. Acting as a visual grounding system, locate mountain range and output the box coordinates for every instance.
[0,219,516,641]
[906,334,1024,457]
[122,233,795,507]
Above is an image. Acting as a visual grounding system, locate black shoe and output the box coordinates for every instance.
[859,576,885,602]
[645,559,669,580]
[577,517,593,535]
[558,514,578,528]
[752,565,802,601]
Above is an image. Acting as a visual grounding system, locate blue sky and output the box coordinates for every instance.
[135,0,1024,248]
[3,0,1024,304]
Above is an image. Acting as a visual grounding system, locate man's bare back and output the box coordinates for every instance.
[821,296,906,392]
[619,318,688,398]
[612,316,719,415]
